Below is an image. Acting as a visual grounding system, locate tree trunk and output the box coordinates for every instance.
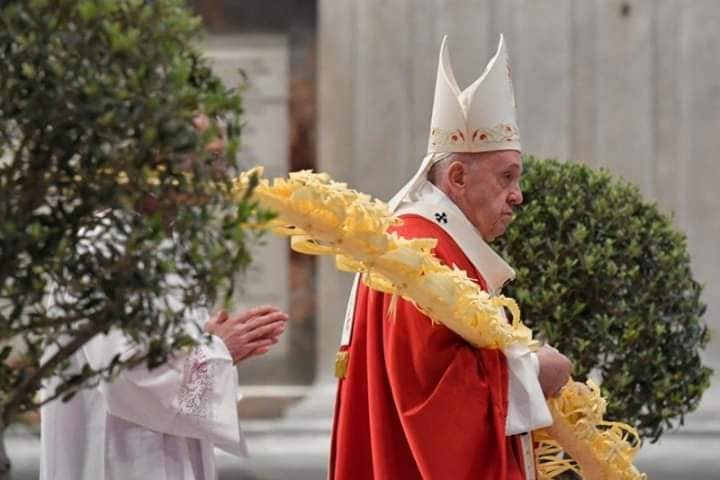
[0,420,10,480]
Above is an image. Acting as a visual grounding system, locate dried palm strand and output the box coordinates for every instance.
[535,381,646,480]
[234,168,534,350]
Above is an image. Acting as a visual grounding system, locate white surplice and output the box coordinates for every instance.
[40,330,245,480]
[40,213,247,480]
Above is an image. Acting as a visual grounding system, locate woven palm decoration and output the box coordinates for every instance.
[233,168,646,479]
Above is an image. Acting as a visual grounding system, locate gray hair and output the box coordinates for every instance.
[425,152,453,185]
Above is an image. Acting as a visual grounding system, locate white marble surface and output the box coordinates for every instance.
[7,419,719,480]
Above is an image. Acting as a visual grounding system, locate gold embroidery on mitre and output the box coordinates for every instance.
[471,123,519,144]
[430,127,466,146]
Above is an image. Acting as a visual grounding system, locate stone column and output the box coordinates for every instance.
[283,0,359,419]
[206,35,308,412]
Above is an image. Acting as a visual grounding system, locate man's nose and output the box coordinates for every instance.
[509,187,523,206]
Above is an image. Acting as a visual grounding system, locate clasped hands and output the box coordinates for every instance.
[204,305,288,364]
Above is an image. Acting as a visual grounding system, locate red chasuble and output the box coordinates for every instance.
[329,214,526,480]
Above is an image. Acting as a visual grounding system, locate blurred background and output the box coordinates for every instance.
[9,0,720,478]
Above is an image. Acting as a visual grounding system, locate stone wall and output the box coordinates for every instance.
[317,0,720,417]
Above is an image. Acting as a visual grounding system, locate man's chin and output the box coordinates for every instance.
[476,221,506,242]
[492,224,510,240]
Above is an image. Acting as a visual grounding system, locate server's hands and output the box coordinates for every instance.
[205,306,288,364]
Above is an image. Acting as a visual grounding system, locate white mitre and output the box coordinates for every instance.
[389,34,521,211]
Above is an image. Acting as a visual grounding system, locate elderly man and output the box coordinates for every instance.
[330,36,572,479]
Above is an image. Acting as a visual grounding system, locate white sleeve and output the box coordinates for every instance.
[503,344,553,435]
[83,330,246,456]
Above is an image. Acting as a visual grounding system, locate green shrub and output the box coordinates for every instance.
[495,157,712,441]
[0,0,268,474]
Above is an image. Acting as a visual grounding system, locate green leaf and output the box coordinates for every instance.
[77,1,97,21]
[21,63,36,78]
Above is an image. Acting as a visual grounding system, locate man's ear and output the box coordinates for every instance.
[447,160,466,191]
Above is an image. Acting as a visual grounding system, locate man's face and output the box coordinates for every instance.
[450,150,523,241]
[173,114,230,204]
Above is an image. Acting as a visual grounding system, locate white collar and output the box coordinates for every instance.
[394,181,515,294]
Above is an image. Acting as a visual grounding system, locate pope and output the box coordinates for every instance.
[329,35,573,480]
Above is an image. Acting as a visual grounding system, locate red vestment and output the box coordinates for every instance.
[329,214,526,480]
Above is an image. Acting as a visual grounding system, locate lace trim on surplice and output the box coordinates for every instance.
[176,347,213,419]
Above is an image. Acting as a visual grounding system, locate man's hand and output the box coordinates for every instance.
[204,305,288,364]
[536,344,573,398]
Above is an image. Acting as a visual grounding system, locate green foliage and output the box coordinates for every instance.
[495,157,713,441]
[0,0,268,429]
